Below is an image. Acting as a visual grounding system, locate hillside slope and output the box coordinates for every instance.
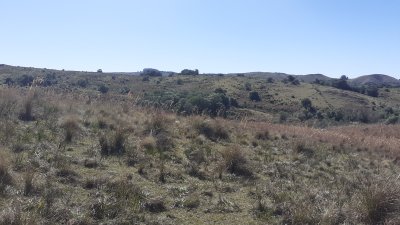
[349,74,400,87]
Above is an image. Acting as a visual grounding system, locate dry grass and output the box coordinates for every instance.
[1,85,400,224]
[193,118,229,141]
[61,116,80,142]
[354,178,400,225]
[220,146,253,178]
[246,121,400,159]
[0,152,13,195]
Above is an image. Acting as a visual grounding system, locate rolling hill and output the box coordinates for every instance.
[349,74,400,87]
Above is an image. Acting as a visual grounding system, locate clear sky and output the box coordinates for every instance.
[1,0,399,78]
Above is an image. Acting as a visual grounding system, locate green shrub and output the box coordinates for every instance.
[98,84,109,94]
[249,91,261,102]
[17,74,34,87]
[77,79,89,88]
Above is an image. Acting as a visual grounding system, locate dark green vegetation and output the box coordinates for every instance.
[1,64,400,224]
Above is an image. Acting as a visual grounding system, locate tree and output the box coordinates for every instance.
[181,69,199,75]
[141,68,162,77]
[97,69,103,73]
[333,78,351,90]
[249,91,261,102]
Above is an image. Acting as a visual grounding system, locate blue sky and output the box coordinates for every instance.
[1,0,399,78]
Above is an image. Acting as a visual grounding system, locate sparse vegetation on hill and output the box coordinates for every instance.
[1,65,400,224]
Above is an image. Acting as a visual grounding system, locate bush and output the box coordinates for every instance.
[244,82,252,91]
[230,98,239,107]
[4,77,14,86]
[17,75,34,87]
[366,86,379,97]
[301,98,312,110]
[386,116,399,125]
[98,84,109,94]
[42,73,58,86]
[144,199,167,213]
[77,79,89,88]
[249,91,261,102]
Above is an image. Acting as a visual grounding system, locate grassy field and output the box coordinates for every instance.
[1,65,400,224]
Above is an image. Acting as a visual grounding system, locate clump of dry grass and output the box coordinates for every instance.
[0,204,36,225]
[144,113,171,136]
[293,141,315,157]
[141,136,156,153]
[220,146,252,178]
[0,153,13,195]
[193,119,229,141]
[61,117,80,142]
[354,178,400,225]
[99,129,127,156]
[23,171,35,196]
[100,179,145,217]
[0,89,18,119]
[255,129,270,140]
[18,94,35,121]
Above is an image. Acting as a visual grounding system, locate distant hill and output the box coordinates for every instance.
[2,63,399,88]
[349,74,400,87]
[295,74,333,83]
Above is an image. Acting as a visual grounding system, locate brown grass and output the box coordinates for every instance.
[355,178,400,225]
[0,152,12,195]
[245,122,400,160]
